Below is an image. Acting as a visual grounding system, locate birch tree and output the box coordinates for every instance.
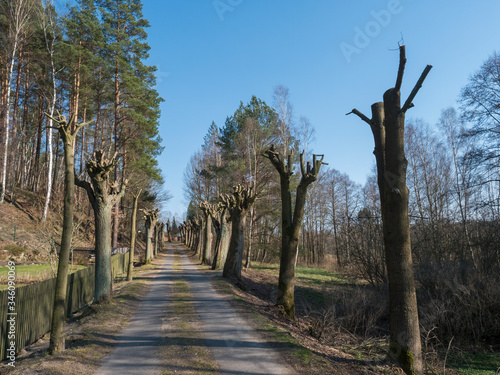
[40,0,59,221]
[0,0,35,204]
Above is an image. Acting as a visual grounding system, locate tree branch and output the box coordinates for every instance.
[402,64,433,113]
[74,176,95,207]
[347,108,372,125]
[395,45,406,92]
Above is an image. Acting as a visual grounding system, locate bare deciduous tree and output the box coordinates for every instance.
[47,111,88,354]
[348,45,431,374]
[265,145,326,319]
[75,151,127,302]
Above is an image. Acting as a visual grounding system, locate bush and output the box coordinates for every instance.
[307,285,389,344]
[417,262,500,346]
[5,244,26,257]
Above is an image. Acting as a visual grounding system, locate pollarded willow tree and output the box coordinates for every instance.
[199,201,216,265]
[143,208,159,264]
[212,196,232,270]
[223,184,257,282]
[348,45,431,375]
[264,145,326,319]
[166,219,172,242]
[75,151,127,302]
[47,111,89,354]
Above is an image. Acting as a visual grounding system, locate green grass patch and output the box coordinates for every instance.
[172,252,181,270]
[0,263,86,288]
[252,262,348,285]
[447,350,500,374]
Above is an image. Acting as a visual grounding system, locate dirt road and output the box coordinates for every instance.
[95,244,293,375]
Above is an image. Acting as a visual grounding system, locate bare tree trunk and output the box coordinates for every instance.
[143,208,159,264]
[127,189,141,281]
[265,147,325,319]
[48,112,87,354]
[214,203,231,269]
[42,44,56,220]
[349,45,431,375]
[244,205,255,269]
[94,204,113,300]
[200,201,215,265]
[75,151,126,302]
[223,185,256,281]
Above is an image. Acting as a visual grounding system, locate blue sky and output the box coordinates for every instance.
[141,0,500,218]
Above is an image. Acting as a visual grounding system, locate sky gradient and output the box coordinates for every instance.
[141,0,500,218]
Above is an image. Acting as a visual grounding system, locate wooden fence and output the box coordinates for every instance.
[0,251,129,361]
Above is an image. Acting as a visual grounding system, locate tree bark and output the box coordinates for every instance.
[94,204,112,301]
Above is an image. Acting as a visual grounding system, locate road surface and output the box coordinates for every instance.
[96,244,293,375]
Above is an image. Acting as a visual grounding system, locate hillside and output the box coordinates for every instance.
[0,189,144,269]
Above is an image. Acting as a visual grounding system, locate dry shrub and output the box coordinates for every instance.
[417,262,500,346]
[307,285,389,344]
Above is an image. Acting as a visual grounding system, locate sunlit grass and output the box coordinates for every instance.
[447,350,500,375]
[0,263,86,289]
[251,261,348,285]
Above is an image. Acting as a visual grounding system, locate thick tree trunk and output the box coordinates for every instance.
[276,166,295,317]
[203,214,212,265]
[127,191,140,281]
[223,210,245,280]
[76,151,126,302]
[143,209,158,264]
[94,204,113,301]
[222,185,256,281]
[214,208,231,269]
[219,213,231,269]
[196,218,203,258]
[349,45,431,375]
[382,88,422,375]
[145,224,154,263]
